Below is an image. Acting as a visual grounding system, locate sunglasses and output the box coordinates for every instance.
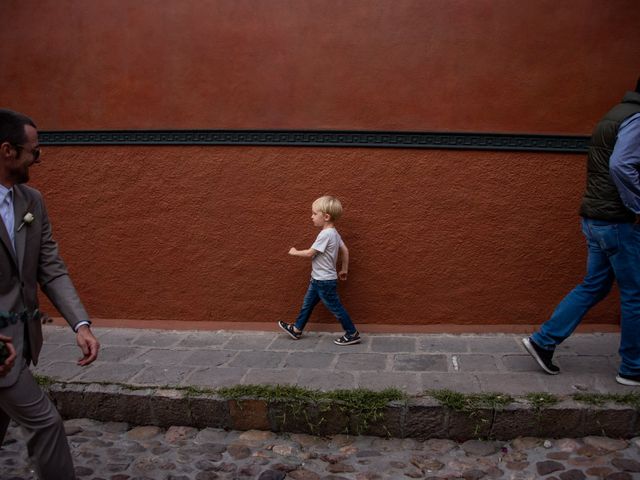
[12,143,41,162]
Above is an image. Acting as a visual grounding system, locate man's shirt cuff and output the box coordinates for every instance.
[73,320,91,332]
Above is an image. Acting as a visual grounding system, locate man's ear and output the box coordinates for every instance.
[0,142,13,158]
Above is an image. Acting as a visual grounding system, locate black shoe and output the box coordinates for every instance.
[616,373,640,386]
[278,321,302,340]
[334,331,361,346]
[522,337,559,375]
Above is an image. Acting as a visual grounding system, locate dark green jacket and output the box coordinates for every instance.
[579,91,640,222]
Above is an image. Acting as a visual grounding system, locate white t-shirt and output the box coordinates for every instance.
[310,227,343,280]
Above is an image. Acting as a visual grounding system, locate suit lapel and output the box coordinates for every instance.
[0,215,16,264]
[13,185,28,274]
[0,188,17,266]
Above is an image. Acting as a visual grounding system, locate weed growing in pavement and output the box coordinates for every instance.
[607,392,640,409]
[525,392,559,411]
[217,384,318,402]
[34,374,177,392]
[524,392,559,427]
[326,388,407,435]
[573,392,640,409]
[573,393,607,406]
[216,384,406,435]
[182,386,217,397]
[429,389,513,411]
[33,373,54,388]
[428,389,514,438]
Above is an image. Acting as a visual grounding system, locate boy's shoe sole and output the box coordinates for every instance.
[616,374,640,386]
[522,337,560,375]
[334,334,361,346]
[278,321,301,340]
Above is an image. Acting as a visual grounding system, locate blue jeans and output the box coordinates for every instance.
[532,218,640,376]
[294,279,357,335]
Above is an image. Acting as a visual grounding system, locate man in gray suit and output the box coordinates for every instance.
[0,109,100,479]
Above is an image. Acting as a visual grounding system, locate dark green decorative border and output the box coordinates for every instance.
[40,130,589,153]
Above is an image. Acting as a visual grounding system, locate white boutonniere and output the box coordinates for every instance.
[17,212,35,232]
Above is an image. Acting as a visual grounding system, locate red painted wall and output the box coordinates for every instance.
[30,146,616,326]
[1,0,638,326]
[1,0,638,132]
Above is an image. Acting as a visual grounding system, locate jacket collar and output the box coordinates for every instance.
[0,185,16,264]
[622,91,640,105]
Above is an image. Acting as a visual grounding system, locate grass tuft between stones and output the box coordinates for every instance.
[524,392,559,410]
[573,392,640,409]
[33,373,54,388]
[428,389,513,411]
[216,384,406,405]
[217,384,407,435]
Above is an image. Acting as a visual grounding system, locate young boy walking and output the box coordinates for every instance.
[278,195,361,345]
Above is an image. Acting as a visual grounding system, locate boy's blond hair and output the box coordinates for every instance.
[313,195,343,221]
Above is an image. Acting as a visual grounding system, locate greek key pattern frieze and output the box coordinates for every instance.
[40,130,589,153]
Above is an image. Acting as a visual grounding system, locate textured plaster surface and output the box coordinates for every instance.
[0,1,638,132]
[32,146,619,326]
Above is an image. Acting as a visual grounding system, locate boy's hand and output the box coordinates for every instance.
[0,335,17,378]
[289,247,298,255]
[339,270,348,281]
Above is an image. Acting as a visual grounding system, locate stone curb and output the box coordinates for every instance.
[45,382,640,441]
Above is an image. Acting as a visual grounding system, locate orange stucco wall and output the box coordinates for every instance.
[30,146,616,326]
[1,0,638,132]
[1,1,639,327]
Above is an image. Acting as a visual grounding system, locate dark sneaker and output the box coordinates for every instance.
[522,337,560,375]
[334,331,361,346]
[616,373,640,386]
[278,321,301,340]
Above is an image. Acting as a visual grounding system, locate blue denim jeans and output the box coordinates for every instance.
[294,279,357,335]
[532,218,640,376]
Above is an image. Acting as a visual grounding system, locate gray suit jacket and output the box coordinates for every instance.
[0,184,88,387]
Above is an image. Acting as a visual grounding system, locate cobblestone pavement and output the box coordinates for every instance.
[2,419,640,480]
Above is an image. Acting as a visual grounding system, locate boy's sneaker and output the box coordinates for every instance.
[278,321,302,340]
[616,373,640,386]
[522,337,560,375]
[334,331,361,346]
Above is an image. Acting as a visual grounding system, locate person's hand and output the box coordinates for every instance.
[76,326,99,366]
[0,335,17,377]
[289,247,297,255]
[338,270,348,281]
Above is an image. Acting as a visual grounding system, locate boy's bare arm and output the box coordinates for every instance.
[339,242,349,280]
[289,247,317,258]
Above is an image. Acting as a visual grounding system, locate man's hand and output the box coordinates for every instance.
[338,270,348,281]
[76,326,99,366]
[0,335,17,377]
[289,247,298,255]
